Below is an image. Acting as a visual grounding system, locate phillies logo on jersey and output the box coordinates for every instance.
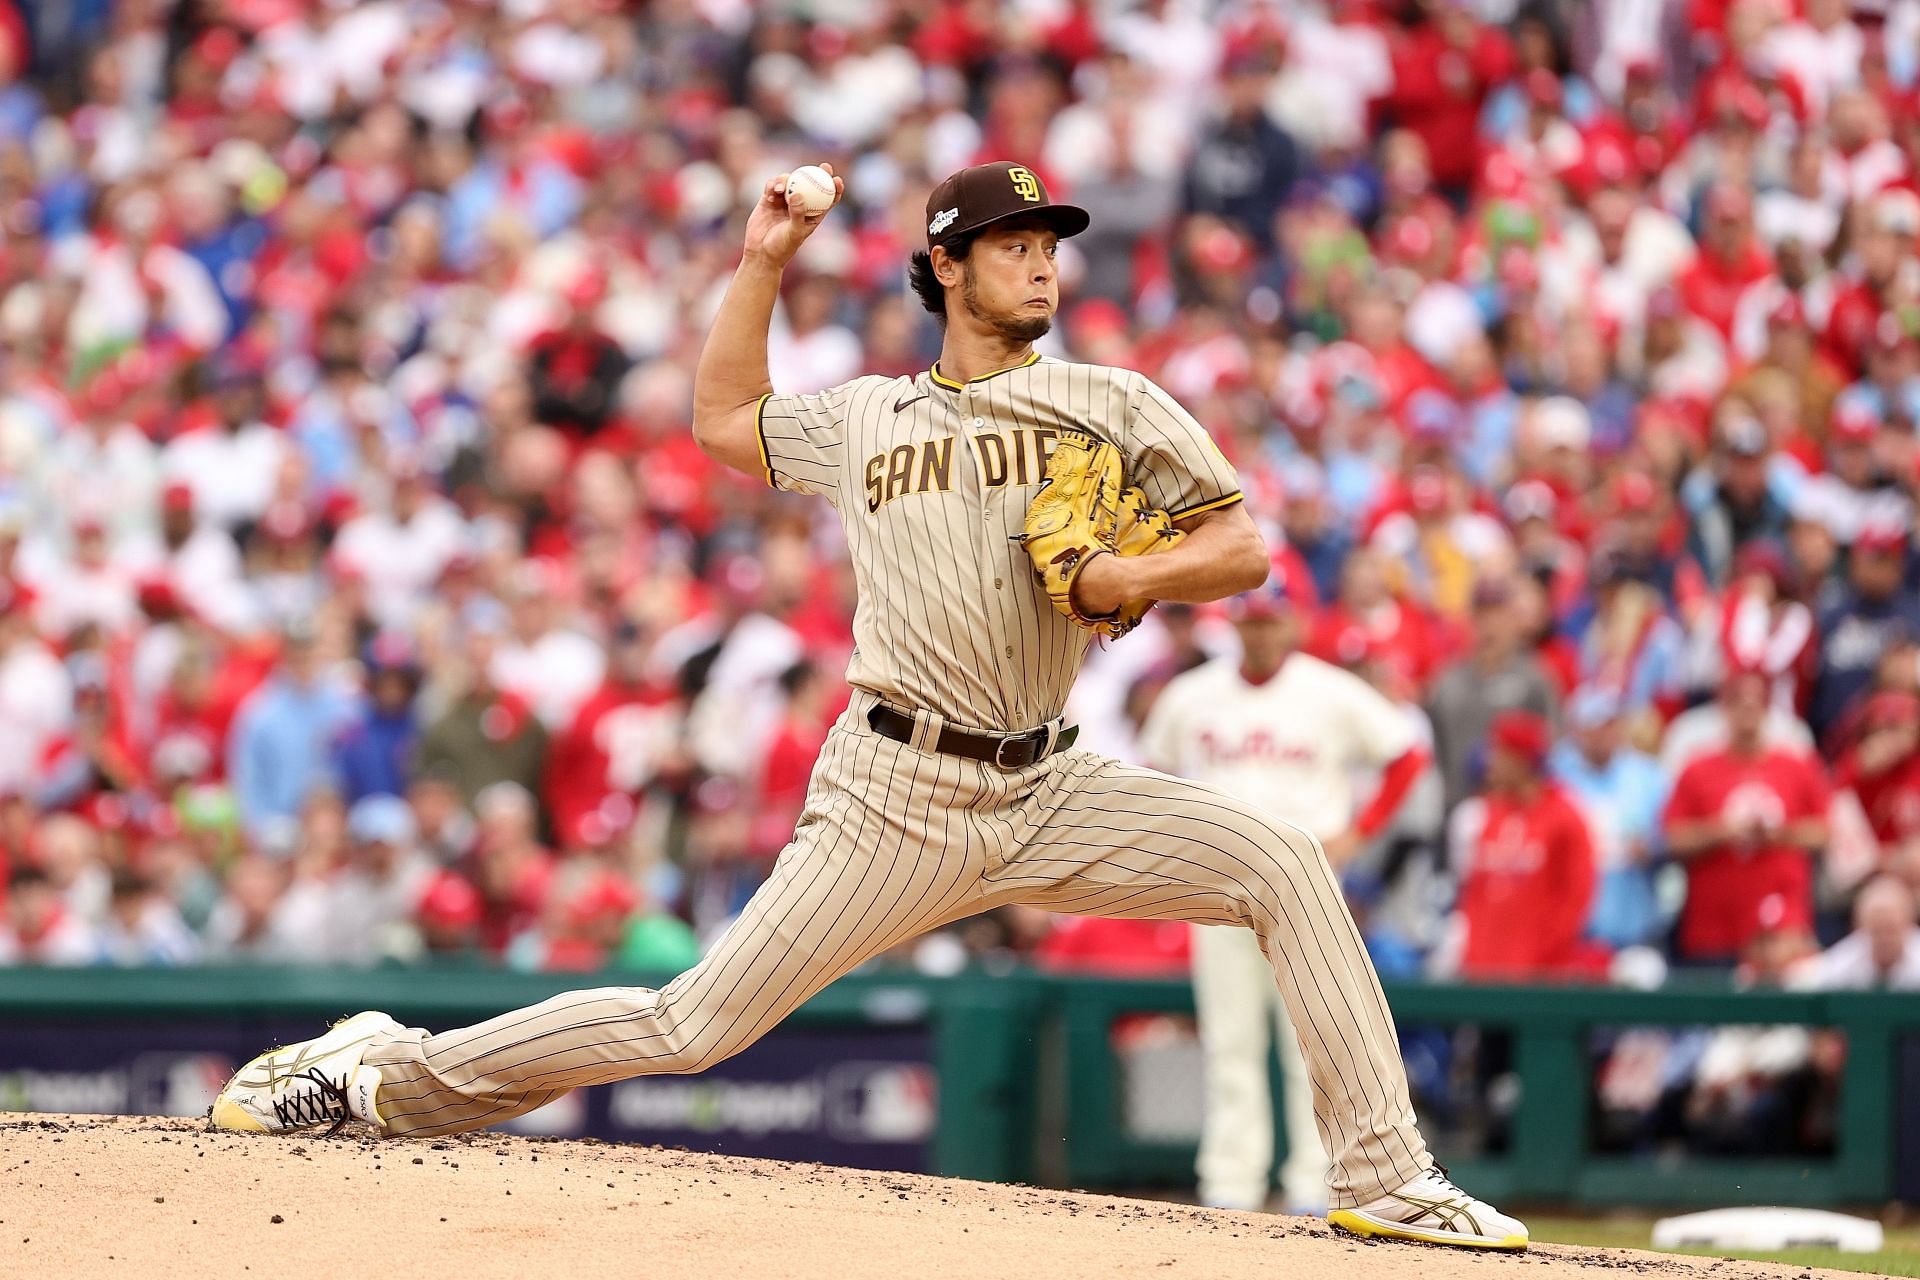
[1478,812,1546,874]
[1197,728,1318,767]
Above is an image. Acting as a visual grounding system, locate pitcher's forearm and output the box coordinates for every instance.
[1118,530,1267,603]
[692,255,784,470]
[1074,503,1267,614]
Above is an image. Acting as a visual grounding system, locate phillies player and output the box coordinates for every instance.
[1142,574,1428,1215]
[1664,670,1831,965]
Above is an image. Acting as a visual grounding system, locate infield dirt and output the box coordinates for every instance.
[0,1115,1860,1279]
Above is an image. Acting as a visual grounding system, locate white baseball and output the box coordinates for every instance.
[786,165,837,216]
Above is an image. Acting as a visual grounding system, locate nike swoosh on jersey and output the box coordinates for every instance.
[893,393,928,413]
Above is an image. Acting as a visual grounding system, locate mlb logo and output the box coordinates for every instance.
[825,1062,937,1143]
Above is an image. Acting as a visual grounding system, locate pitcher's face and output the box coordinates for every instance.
[945,221,1059,343]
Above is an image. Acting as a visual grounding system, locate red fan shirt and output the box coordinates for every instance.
[750,714,834,859]
[1385,21,1516,189]
[1676,244,1774,339]
[542,680,682,848]
[1837,750,1920,849]
[1034,916,1193,977]
[1453,784,1596,978]
[1663,748,1830,960]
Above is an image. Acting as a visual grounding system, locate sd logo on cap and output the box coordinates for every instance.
[924,161,1090,248]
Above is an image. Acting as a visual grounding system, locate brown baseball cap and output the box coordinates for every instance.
[924,161,1090,249]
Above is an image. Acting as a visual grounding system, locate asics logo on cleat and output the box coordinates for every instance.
[1390,1193,1483,1236]
[250,1030,382,1089]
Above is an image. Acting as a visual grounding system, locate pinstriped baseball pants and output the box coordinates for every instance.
[364,692,1432,1207]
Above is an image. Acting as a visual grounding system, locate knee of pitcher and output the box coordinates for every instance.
[1234,837,1328,921]
[651,1036,732,1076]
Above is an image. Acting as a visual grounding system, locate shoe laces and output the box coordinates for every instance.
[270,1068,356,1137]
[1398,1163,1472,1206]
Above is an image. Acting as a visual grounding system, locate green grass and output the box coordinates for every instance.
[1528,1214,1920,1277]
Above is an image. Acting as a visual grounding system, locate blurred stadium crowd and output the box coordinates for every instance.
[1,0,1919,991]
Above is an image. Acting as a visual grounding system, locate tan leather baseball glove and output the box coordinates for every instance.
[1017,429,1185,639]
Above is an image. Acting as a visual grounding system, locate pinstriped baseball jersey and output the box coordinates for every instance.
[754,352,1242,731]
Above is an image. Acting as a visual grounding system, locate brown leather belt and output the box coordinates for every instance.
[867,703,1079,769]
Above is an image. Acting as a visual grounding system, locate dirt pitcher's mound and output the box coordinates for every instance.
[0,1115,1852,1280]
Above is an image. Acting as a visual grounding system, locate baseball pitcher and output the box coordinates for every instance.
[209,161,1527,1250]
[1140,575,1429,1217]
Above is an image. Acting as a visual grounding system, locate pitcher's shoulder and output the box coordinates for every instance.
[1023,357,1150,428]
[837,371,917,398]
[1032,353,1142,389]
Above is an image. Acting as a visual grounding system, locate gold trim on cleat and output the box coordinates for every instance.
[1328,1210,1529,1251]
[208,1097,268,1132]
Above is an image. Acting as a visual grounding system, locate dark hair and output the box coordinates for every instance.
[907,233,977,326]
[778,659,817,697]
[1513,2,1572,75]
[8,865,49,893]
[110,868,150,903]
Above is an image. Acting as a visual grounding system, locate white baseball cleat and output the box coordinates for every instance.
[1328,1167,1528,1251]
[208,1010,402,1135]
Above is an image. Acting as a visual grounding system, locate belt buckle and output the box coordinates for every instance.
[994,722,1058,770]
[993,733,1027,770]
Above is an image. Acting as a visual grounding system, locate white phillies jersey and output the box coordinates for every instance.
[755,353,1241,732]
[1140,652,1415,838]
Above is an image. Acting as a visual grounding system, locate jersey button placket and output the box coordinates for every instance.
[983,394,1003,583]
[974,397,994,525]
[971,391,1014,682]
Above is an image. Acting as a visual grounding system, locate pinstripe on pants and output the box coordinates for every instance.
[364,691,1431,1207]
